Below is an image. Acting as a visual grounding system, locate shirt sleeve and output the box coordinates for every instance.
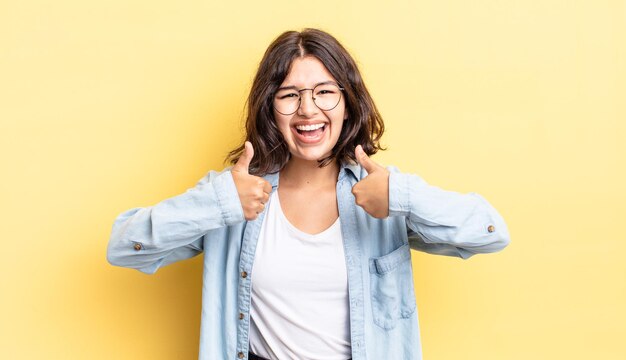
[106,167,245,274]
[386,165,510,259]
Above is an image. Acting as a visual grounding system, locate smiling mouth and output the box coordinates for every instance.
[291,122,328,144]
[295,124,327,136]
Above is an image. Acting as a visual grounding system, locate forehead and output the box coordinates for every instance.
[280,56,337,87]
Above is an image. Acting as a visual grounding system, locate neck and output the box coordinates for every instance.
[279,156,340,188]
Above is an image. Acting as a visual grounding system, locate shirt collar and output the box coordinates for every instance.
[342,160,361,181]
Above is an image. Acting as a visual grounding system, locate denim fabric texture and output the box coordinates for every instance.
[107,161,510,360]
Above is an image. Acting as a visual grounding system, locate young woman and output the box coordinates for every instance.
[107,28,510,360]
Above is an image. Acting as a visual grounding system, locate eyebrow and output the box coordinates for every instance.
[276,80,338,91]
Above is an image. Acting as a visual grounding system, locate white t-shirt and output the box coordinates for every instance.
[249,190,352,360]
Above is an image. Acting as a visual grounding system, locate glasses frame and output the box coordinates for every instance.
[273,82,345,116]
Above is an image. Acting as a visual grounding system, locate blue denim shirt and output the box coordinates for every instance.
[107,161,510,360]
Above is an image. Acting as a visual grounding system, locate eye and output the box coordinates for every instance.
[314,84,339,96]
[277,92,299,99]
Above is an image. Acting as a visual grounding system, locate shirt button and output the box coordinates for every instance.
[133,243,142,251]
[487,225,495,233]
[238,352,244,359]
[241,271,248,278]
[239,313,245,320]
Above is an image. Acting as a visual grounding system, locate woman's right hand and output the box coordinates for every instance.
[231,141,272,221]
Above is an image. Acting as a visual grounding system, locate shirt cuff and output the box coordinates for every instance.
[388,170,411,217]
[212,170,245,226]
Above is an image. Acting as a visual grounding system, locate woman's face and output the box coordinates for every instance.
[273,56,348,163]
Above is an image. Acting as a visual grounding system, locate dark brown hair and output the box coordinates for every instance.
[225,28,386,176]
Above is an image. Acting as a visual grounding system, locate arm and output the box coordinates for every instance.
[106,167,244,274]
[387,166,510,259]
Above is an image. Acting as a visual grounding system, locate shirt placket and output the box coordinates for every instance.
[337,170,367,360]
[236,174,278,360]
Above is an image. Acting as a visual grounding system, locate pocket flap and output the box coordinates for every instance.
[369,243,411,275]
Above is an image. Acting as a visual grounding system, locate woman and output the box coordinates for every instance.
[107,28,510,360]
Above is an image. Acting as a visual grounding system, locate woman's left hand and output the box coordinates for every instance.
[352,145,390,219]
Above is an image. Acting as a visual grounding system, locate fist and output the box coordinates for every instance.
[231,141,272,221]
[351,145,390,219]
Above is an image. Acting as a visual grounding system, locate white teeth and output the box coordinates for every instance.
[295,123,325,131]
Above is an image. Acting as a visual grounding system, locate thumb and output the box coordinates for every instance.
[355,145,379,173]
[233,141,254,173]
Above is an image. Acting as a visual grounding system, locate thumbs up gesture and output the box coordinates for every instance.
[231,141,272,221]
[351,145,390,219]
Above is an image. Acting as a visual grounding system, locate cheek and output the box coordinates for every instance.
[331,107,347,131]
[273,113,291,134]
[337,101,348,121]
[332,120,345,140]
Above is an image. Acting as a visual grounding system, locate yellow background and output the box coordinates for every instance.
[1,0,624,359]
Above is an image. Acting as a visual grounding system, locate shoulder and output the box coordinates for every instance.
[385,164,401,173]
[193,166,235,187]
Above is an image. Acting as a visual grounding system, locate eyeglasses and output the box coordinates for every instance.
[273,82,345,115]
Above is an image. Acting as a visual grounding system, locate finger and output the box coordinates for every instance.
[255,201,266,215]
[262,192,270,204]
[263,180,272,194]
[233,141,253,173]
[355,145,380,173]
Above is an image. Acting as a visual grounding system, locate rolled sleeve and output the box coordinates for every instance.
[212,170,245,226]
[386,165,510,258]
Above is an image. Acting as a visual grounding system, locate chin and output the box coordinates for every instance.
[290,147,333,162]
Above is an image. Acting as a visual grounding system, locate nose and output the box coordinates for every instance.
[297,89,319,117]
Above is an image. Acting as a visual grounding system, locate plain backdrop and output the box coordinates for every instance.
[1,1,624,359]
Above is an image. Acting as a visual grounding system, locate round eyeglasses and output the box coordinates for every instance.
[273,82,345,115]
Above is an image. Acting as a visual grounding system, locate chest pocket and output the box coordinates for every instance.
[369,243,417,330]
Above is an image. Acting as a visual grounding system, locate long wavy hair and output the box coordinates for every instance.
[225,28,386,176]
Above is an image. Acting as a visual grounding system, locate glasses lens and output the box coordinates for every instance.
[313,83,342,111]
[274,89,300,115]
